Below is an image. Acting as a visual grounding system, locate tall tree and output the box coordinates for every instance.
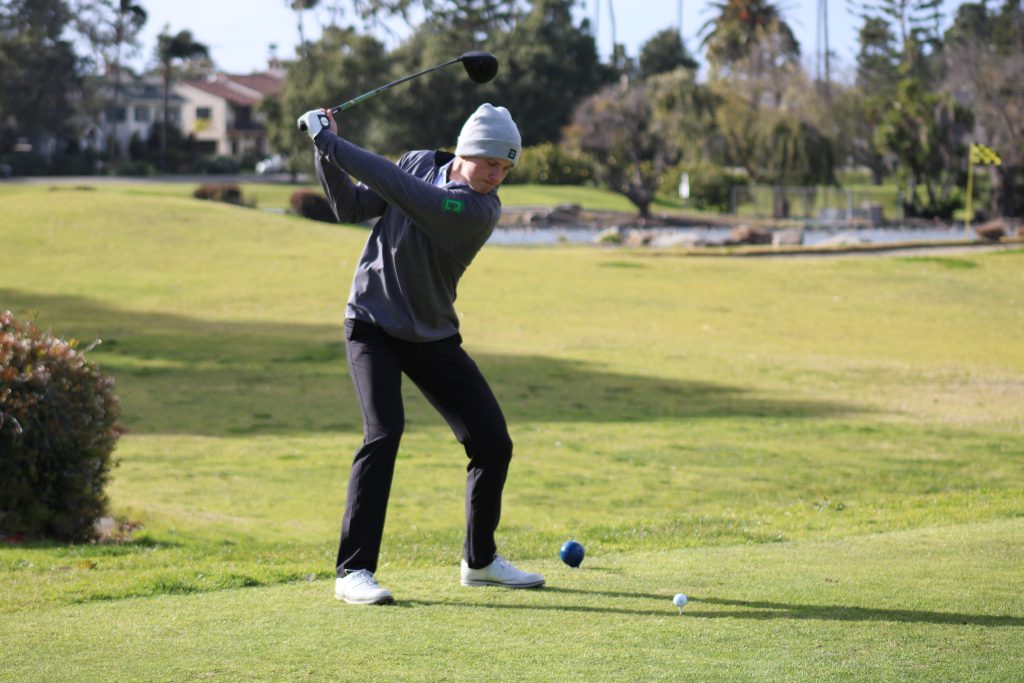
[261,26,389,176]
[645,66,719,163]
[850,0,945,81]
[371,14,505,154]
[699,0,801,112]
[714,87,835,187]
[73,0,148,159]
[943,0,1024,216]
[855,15,900,92]
[875,78,973,218]
[492,0,610,144]
[699,0,799,76]
[372,0,596,152]
[639,27,698,79]
[568,80,677,217]
[156,28,208,169]
[845,15,902,183]
[0,0,81,158]
[289,0,321,60]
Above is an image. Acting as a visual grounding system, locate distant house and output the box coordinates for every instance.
[85,68,284,162]
[174,71,283,159]
[82,78,185,160]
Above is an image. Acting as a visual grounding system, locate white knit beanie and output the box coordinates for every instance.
[455,103,522,167]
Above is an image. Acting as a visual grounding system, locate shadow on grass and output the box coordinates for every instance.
[4,535,180,552]
[685,596,1024,627]
[3,289,866,437]
[407,588,1024,626]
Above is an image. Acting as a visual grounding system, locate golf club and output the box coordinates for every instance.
[297,51,498,131]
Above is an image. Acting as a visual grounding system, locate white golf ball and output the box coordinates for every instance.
[673,593,688,608]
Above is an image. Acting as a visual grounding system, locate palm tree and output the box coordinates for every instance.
[288,0,320,60]
[699,0,798,70]
[74,0,148,160]
[156,28,208,170]
[109,1,147,160]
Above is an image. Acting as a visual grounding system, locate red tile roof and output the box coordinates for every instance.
[182,73,284,106]
[230,74,284,97]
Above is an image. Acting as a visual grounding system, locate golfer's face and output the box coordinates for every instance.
[460,156,513,194]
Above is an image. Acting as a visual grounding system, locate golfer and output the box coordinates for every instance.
[298,103,544,604]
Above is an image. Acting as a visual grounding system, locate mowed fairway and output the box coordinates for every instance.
[1,184,1022,681]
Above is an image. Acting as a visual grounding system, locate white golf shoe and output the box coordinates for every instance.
[335,569,394,605]
[460,555,545,589]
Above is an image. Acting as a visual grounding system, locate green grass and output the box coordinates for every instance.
[732,182,906,221]
[1,184,1022,681]
[0,180,642,213]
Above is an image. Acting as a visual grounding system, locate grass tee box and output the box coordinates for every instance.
[1,184,1022,681]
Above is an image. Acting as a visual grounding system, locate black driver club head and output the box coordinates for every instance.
[459,51,499,84]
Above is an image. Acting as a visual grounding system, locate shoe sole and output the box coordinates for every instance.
[460,579,545,589]
[335,593,395,605]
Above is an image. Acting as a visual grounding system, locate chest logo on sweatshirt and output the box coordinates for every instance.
[443,198,464,214]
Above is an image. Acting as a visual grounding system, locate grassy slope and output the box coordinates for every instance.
[1,185,1022,681]
[4,520,1022,682]
[0,180,640,213]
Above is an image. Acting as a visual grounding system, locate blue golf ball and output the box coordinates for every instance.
[560,540,585,567]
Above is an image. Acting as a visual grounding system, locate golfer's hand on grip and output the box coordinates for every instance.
[297,109,336,139]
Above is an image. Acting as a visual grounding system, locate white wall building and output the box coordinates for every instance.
[83,79,184,160]
[86,69,283,162]
[175,73,283,158]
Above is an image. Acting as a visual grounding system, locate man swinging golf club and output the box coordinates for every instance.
[297,102,544,604]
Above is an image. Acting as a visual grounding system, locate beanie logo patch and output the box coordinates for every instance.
[508,149,517,161]
[443,198,464,214]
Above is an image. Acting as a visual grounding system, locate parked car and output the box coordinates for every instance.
[255,155,285,175]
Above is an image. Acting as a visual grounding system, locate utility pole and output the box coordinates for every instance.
[816,0,831,97]
[823,0,830,92]
[608,0,618,69]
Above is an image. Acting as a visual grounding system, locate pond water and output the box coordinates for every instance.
[487,225,973,247]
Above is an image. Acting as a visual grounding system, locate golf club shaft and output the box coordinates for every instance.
[331,57,461,114]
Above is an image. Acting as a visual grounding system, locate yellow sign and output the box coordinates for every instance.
[964,143,1002,232]
[970,143,1001,166]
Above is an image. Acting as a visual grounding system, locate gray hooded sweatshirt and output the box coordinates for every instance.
[314,132,501,342]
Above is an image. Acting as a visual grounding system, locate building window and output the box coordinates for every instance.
[195,107,213,133]
[166,107,181,124]
[235,106,252,128]
[134,105,150,122]
[109,106,127,123]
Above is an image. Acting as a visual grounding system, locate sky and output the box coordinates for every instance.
[130,0,966,77]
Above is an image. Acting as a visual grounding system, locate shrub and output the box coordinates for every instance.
[659,161,749,212]
[193,155,240,175]
[290,190,336,223]
[504,143,594,185]
[0,312,122,542]
[194,183,244,205]
[0,152,49,176]
[112,160,155,177]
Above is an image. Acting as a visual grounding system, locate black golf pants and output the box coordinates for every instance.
[336,318,513,576]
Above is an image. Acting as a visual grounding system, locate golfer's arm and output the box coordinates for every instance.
[314,149,386,224]
[314,133,498,251]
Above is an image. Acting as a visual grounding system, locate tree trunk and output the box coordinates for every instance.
[110,48,122,162]
[772,187,790,218]
[992,164,1012,217]
[625,188,651,218]
[161,66,169,171]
